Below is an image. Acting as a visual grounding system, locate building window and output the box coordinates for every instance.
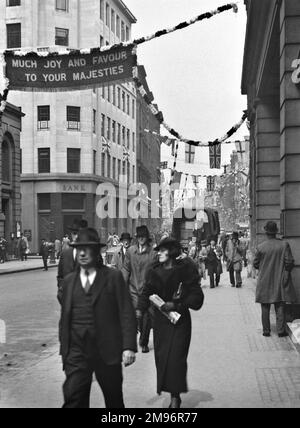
[107,153,111,178]
[132,165,135,182]
[38,148,50,173]
[127,129,130,149]
[67,148,80,173]
[100,0,104,21]
[112,85,116,105]
[127,95,130,115]
[20,148,22,174]
[93,150,96,175]
[122,126,125,146]
[38,194,51,211]
[37,105,50,130]
[107,117,111,140]
[132,99,135,119]
[101,114,105,137]
[112,157,116,180]
[116,15,120,38]
[122,91,125,112]
[112,120,116,143]
[132,132,135,152]
[100,35,104,47]
[118,159,121,177]
[101,153,106,176]
[1,141,10,183]
[111,9,115,33]
[117,87,121,109]
[126,26,130,41]
[105,3,110,27]
[93,109,96,133]
[67,106,80,130]
[117,123,121,145]
[56,0,68,11]
[127,161,130,179]
[121,21,125,42]
[6,23,21,49]
[62,194,85,210]
[122,160,126,175]
[55,27,69,46]
[6,0,21,6]
[107,85,111,103]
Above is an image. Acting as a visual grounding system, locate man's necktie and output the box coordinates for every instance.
[85,270,92,294]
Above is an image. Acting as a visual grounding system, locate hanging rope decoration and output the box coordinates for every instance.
[134,69,247,147]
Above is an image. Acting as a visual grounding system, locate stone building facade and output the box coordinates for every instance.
[0,102,23,253]
[242,0,300,304]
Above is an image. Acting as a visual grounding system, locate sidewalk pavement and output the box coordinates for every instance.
[1,270,300,408]
[0,258,58,275]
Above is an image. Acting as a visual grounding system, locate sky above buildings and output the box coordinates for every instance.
[126,0,248,178]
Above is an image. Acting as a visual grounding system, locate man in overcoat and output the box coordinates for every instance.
[111,232,132,270]
[39,238,49,271]
[57,228,137,408]
[122,225,157,353]
[57,219,88,290]
[253,221,295,337]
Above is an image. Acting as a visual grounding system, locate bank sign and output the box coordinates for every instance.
[4,45,136,91]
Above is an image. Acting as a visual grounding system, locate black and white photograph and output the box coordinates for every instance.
[1,0,300,412]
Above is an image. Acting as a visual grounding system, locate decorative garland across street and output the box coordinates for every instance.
[134,69,247,147]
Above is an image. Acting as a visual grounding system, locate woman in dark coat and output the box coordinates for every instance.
[137,238,204,408]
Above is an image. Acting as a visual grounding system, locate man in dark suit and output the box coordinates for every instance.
[58,228,137,408]
[57,219,88,290]
[39,239,49,271]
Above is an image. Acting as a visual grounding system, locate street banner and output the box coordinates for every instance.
[4,45,137,92]
[209,143,221,169]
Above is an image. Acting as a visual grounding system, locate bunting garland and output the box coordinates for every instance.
[134,69,247,147]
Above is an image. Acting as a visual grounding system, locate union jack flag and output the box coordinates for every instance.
[207,176,215,192]
[101,136,111,154]
[209,143,221,169]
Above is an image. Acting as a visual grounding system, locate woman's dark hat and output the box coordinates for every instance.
[201,240,207,246]
[68,219,88,232]
[155,237,182,252]
[70,228,106,248]
[136,225,150,239]
[264,221,278,235]
[232,231,239,240]
[120,232,132,241]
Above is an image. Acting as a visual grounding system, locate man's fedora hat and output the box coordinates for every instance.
[232,231,239,240]
[68,219,88,232]
[264,221,279,235]
[154,237,181,252]
[120,232,132,241]
[70,228,106,248]
[136,225,151,239]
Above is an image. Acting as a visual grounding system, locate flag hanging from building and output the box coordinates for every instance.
[185,144,195,164]
[209,143,221,169]
[207,176,215,192]
[160,161,168,169]
[101,136,111,154]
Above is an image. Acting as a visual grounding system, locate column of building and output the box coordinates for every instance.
[254,99,281,245]
[279,0,300,300]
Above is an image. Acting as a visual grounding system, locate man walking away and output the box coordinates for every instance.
[122,225,157,353]
[58,228,137,408]
[39,239,49,271]
[19,234,28,261]
[253,221,295,338]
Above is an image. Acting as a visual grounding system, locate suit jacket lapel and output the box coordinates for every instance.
[91,267,107,306]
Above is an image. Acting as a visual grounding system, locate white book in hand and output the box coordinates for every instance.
[149,294,181,325]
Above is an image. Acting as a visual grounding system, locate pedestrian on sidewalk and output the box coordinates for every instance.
[57,228,137,408]
[19,234,29,261]
[122,225,157,354]
[111,232,132,270]
[198,240,208,281]
[137,238,204,408]
[39,238,49,271]
[0,237,7,263]
[206,239,223,288]
[57,219,88,291]
[253,221,296,338]
[225,232,243,288]
[54,238,62,260]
